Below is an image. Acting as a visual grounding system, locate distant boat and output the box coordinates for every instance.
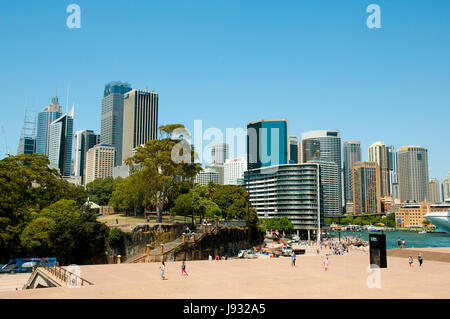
[418,230,427,234]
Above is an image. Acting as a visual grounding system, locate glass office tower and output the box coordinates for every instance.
[100,81,132,166]
[397,146,429,203]
[247,119,289,170]
[343,141,361,208]
[36,96,62,156]
[48,108,74,176]
[289,136,299,164]
[302,130,342,214]
[74,130,100,184]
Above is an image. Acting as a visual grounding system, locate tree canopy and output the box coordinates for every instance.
[124,124,202,222]
[0,154,109,264]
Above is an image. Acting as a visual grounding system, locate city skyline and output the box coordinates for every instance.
[0,1,449,181]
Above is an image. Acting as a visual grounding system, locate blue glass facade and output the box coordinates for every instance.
[101,81,132,166]
[247,119,288,170]
[36,97,62,156]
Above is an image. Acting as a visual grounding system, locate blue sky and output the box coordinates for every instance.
[0,0,449,181]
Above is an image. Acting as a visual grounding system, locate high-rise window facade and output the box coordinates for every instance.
[397,146,429,203]
[100,81,132,166]
[36,96,62,156]
[343,141,361,207]
[301,130,342,213]
[352,161,381,215]
[122,89,158,164]
[247,119,289,170]
[48,108,74,177]
[368,142,390,197]
[74,130,100,184]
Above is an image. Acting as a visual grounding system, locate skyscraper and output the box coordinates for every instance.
[17,110,37,155]
[352,161,381,215]
[289,136,298,164]
[210,143,229,165]
[387,145,399,200]
[74,130,100,184]
[244,163,323,239]
[36,96,62,156]
[301,138,320,163]
[368,141,390,196]
[224,156,247,185]
[48,107,74,176]
[85,144,115,185]
[301,130,342,213]
[122,89,158,164]
[442,172,450,201]
[100,81,132,166]
[343,141,361,209]
[247,119,289,170]
[428,178,441,203]
[397,146,429,203]
[309,160,340,216]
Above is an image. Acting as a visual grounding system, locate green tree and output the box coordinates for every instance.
[109,172,149,216]
[20,217,56,257]
[0,154,70,261]
[171,193,193,217]
[108,228,124,254]
[86,177,119,206]
[278,217,294,235]
[125,124,202,222]
[37,199,109,265]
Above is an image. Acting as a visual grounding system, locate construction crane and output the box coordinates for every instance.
[1,125,10,157]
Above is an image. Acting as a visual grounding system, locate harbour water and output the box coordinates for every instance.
[328,231,450,250]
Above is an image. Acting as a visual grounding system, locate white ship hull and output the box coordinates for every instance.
[425,210,450,234]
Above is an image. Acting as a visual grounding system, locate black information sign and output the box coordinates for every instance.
[369,233,387,268]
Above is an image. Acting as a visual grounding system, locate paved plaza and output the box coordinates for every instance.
[1,248,449,299]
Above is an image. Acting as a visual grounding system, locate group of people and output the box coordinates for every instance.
[397,237,407,248]
[159,259,189,280]
[408,253,424,267]
[208,254,228,261]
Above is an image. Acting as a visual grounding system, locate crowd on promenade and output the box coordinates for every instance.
[321,236,369,255]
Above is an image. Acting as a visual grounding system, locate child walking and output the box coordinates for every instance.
[160,261,166,280]
[323,257,329,271]
[181,259,188,276]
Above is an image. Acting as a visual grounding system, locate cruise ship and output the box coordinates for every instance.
[424,200,450,234]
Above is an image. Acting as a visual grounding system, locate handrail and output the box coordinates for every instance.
[38,259,93,287]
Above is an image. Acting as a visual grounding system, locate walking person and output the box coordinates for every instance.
[402,239,406,248]
[291,252,296,267]
[323,257,329,271]
[408,256,413,267]
[160,261,166,280]
[181,259,188,276]
[397,237,401,248]
[208,254,213,262]
[418,253,423,267]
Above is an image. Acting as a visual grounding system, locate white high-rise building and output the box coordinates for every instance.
[224,156,247,185]
[194,167,219,185]
[85,144,115,186]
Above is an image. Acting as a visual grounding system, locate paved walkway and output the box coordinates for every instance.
[0,273,31,292]
[1,248,449,299]
[388,247,450,263]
